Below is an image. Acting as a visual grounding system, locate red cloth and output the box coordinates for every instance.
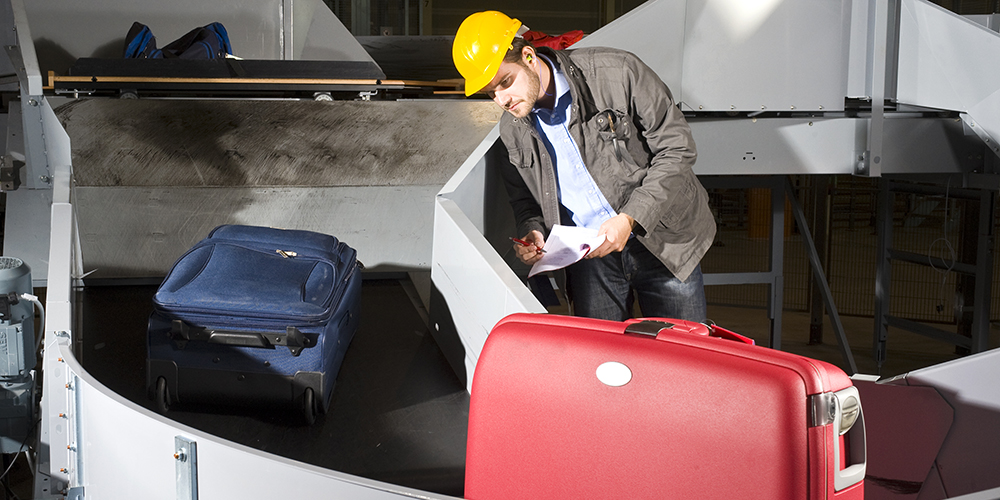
[522,29,584,50]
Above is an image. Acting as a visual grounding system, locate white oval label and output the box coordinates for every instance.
[596,361,632,387]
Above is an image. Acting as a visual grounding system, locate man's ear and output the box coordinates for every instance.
[523,47,535,64]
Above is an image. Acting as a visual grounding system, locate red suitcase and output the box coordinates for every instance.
[465,313,865,500]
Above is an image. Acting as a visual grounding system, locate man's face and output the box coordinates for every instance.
[482,54,540,119]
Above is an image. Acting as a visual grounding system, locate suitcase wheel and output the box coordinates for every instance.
[155,377,172,413]
[301,387,317,426]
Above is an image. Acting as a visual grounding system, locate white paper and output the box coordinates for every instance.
[528,225,607,277]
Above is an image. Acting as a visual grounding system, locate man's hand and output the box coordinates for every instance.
[586,214,634,259]
[514,230,546,265]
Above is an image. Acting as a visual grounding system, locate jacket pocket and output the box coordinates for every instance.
[508,147,533,169]
[591,109,641,175]
[660,178,697,227]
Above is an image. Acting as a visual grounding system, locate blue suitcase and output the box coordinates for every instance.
[146,224,362,424]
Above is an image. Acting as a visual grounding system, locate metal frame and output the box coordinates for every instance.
[701,176,786,350]
[32,77,461,500]
[783,177,858,374]
[702,175,858,373]
[874,178,995,371]
[8,0,457,497]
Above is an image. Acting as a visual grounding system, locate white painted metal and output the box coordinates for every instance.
[23,0,377,76]
[690,116,975,175]
[846,0,875,99]
[36,103,463,500]
[3,187,52,286]
[432,199,546,391]
[8,0,41,96]
[945,486,1000,500]
[38,170,74,497]
[897,0,1000,151]
[4,94,75,285]
[74,185,442,276]
[689,118,862,175]
[902,349,1000,497]
[432,127,546,391]
[573,0,688,103]
[965,14,1000,32]
[863,0,893,177]
[577,0,858,113]
[42,337,463,499]
[680,0,854,112]
[297,0,368,61]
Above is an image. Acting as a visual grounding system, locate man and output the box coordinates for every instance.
[452,11,716,322]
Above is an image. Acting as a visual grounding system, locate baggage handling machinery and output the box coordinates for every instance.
[3,0,1000,498]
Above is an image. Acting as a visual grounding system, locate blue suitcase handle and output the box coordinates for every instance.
[170,319,309,356]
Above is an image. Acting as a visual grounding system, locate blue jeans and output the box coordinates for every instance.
[565,238,707,323]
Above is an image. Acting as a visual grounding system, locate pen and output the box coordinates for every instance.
[510,237,547,253]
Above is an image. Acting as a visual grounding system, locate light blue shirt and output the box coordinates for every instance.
[531,54,617,231]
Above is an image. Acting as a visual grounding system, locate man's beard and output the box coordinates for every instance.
[508,61,541,119]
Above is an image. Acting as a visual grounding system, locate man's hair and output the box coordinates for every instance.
[503,37,535,65]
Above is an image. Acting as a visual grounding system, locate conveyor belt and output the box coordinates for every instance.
[76,278,469,496]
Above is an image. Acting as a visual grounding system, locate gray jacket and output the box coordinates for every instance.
[499,46,716,282]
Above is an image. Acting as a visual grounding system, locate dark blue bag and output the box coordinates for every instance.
[124,21,233,59]
[147,225,362,425]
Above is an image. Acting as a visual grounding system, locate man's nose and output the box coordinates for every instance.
[494,90,511,108]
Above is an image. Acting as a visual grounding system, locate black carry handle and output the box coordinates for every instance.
[170,320,309,356]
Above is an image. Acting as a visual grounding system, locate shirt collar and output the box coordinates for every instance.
[532,53,572,120]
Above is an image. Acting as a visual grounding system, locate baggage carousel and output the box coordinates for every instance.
[75,277,469,497]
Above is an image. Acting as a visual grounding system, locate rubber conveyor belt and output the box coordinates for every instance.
[76,278,469,497]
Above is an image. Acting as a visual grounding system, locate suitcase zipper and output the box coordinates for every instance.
[156,241,356,324]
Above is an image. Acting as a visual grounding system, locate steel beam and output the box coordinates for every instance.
[785,177,858,374]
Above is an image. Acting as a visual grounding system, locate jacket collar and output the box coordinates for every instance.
[506,47,597,131]
[539,47,598,122]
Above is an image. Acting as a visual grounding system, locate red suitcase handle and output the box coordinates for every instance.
[624,319,755,345]
[706,323,756,345]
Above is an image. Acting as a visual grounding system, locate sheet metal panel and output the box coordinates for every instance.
[572,0,687,103]
[689,118,861,175]
[25,0,376,78]
[689,116,979,175]
[681,0,854,112]
[432,128,546,391]
[432,199,545,392]
[897,0,1000,149]
[74,185,439,276]
[44,332,463,499]
[902,349,1000,497]
[57,99,501,277]
[38,138,463,498]
[58,99,501,188]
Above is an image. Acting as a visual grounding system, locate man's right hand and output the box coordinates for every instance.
[514,230,545,265]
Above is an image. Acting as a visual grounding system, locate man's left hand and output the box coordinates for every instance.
[586,213,634,259]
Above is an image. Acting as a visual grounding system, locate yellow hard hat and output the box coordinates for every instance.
[452,11,522,96]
